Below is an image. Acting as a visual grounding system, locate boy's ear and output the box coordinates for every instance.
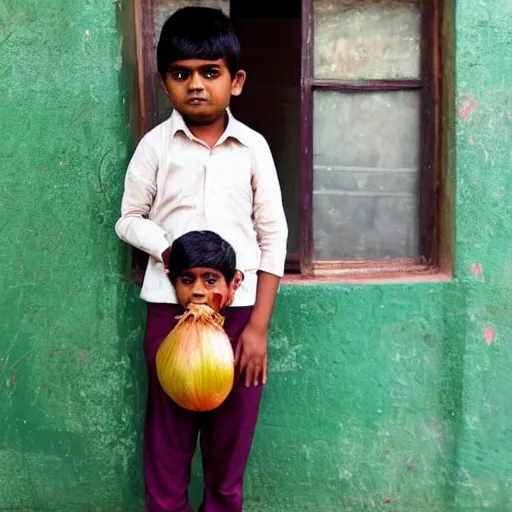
[230,70,246,97]
[231,270,244,292]
[223,270,244,310]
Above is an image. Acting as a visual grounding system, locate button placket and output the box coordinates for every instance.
[202,151,211,226]
[204,147,222,229]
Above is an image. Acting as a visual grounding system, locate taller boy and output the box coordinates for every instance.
[115,6,288,512]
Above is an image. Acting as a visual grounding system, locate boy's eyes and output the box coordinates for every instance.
[169,69,220,81]
[179,276,218,286]
[203,68,220,78]
[170,71,189,81]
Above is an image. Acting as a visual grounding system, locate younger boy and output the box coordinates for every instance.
[115,6,287,512]
[167,230,244,312]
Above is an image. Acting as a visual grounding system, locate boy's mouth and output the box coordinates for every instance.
[189,299,207,304]
[187,97,208,105]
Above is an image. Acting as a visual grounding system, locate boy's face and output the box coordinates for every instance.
[174,267,243,311]
[160,58,245,125]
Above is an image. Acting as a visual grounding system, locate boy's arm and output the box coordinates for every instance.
[251,136,288,280]
[235,137,288,387]
[115,136,169,263]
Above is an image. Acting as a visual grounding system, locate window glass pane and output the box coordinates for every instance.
[314,0,421,80]
[313,90,420,260]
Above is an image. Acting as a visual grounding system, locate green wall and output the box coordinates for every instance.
[0,0,145,509]
[1,1,512,510]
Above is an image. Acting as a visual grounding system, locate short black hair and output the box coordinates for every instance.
[167,230,237,285]
[157,7,241,79]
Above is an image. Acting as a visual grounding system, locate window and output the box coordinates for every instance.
[132,0,445,283]
[300,0,442,277]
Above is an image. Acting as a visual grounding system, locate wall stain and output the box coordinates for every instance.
[485,327,495,345]
[459,93,479,119]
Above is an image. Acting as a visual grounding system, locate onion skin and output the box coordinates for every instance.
[156,304,234,411]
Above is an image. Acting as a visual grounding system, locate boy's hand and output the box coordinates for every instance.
[161,246,172,274]
[235,322,268,387]
[233,271,279,388]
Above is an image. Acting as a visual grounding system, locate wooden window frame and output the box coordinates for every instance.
[134,0,158,141]
[130,0,154,286]
[297,0,444,278]
[131,0,447,284]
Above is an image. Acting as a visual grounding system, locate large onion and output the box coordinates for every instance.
[156,304,234,411]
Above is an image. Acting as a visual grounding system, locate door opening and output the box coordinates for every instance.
[230,0,302,267]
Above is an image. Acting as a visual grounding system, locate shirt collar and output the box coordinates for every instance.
[169,108,251,148]
[169,109,195,141]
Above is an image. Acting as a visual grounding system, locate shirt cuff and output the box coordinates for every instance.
[258,250,286,278]
[152,237,171,262]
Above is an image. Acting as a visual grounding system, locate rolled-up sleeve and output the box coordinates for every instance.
[251,136,288,277]
[115,135,169,261]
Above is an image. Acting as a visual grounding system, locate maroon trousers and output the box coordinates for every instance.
[143,303,263,512]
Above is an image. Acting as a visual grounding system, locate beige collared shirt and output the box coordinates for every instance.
[115,109,288,306]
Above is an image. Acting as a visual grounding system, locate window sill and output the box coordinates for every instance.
[282,260,452,285]
[282,272,451,285]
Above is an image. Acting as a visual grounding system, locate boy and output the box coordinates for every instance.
[115,6,288,512]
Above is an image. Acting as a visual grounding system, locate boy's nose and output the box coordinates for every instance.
[188,72,204,91]
[192,281,207,297]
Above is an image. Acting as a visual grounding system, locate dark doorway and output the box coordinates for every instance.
[230,0,302,262]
